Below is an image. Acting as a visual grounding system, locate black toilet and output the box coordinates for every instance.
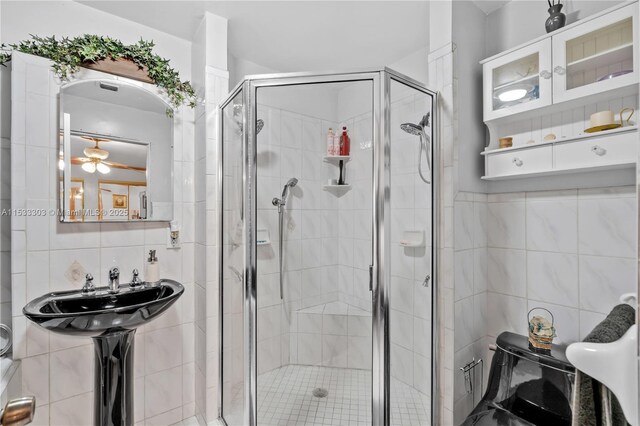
[461,332,575,426]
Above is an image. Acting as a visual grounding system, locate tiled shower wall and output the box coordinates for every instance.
[486,187,637,344]
[387,88,433,400]
[256,103,341,372]
[10,53,197,425]
[336,110,372,313]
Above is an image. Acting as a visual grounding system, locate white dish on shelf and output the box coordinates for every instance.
[597,69,633,82]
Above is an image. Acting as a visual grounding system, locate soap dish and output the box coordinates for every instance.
[399,230,425,248]
[257,229,271,245]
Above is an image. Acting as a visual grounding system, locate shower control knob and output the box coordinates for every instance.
[422,275,431,287]
[512,157,523,167]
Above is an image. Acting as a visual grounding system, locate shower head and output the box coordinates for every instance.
[272,177,299,209]
[400,113,430,137]
[400,122,424,136]
[285,177,298,188]
[231,104,264,135]
[400,115,432,184]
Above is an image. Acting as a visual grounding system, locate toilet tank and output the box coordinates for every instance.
[463,332,575,426]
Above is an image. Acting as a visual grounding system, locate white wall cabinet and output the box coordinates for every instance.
[483,39,553,121]
[481,2,638,181]
[482,2,638,122]
[552,3,638,104]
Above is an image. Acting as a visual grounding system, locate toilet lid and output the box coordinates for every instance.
[462,409,536,426]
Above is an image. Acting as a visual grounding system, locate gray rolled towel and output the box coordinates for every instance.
[573,304,636,426]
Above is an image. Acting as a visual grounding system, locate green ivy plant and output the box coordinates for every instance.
[0,35,196,112]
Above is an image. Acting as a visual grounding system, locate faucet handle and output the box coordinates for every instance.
[82,273,95,294]
[130,268,142,287]
[109,267,120,279]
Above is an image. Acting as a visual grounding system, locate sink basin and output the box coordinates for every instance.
[23,279,184,426]
[23,279,183,337]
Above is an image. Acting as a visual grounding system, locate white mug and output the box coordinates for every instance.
[590,110,615,127]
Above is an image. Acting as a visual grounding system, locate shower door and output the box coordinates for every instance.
[384,75,436,426]
[219,69,437,426]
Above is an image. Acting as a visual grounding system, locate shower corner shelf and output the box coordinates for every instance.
[323,155,351,163]
[323,184,351,191]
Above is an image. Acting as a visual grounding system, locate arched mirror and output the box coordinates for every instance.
[59,79,174,222]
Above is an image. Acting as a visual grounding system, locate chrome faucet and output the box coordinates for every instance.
[108,267,120,293]
[82,273,95,294]
[130,269,142,287]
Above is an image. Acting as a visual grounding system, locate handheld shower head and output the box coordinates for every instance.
[286,177,298,188]
[400,122,424,136]
[399,116,432,184]
[272,177,299,209]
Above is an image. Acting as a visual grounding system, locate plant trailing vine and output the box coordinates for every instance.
[0,35,196,112]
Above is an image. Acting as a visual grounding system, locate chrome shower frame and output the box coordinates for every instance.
[218,68,440,426]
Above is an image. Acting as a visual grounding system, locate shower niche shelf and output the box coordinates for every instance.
[399,230,425,248]
[257,229,271,246]
[323,155,351,163]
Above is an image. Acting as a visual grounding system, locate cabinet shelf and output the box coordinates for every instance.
[482,125,638,155]
[493,74,539,92]
[567,42,633,74]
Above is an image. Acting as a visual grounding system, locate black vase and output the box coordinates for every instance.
[545,4,566,33]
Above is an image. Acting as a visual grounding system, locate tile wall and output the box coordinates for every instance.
[452,192,488,424]
[452,185,638,423]
[0,62,13,381]
[10,52,197,425]
[486,187,637,344]
[428,42,456,424]
[197,65,229,424]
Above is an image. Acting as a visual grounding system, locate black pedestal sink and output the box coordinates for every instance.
[23,279,183,426]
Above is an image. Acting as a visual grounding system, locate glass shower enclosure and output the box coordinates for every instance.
[218,68,438,426]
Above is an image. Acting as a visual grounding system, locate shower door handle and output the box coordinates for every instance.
[369,265,373,292]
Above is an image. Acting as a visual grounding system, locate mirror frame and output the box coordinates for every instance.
[58,76,175,223]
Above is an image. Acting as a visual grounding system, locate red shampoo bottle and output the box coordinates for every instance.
[340,126,350,156]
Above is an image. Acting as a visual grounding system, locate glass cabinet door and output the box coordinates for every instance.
[483,39,553,121]
[552,3,637,103]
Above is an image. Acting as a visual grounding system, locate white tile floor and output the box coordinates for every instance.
[257,365,430,425]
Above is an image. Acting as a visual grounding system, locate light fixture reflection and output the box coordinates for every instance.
[498,88,528,102]
[82,162,96,173]
[96,162,110,174]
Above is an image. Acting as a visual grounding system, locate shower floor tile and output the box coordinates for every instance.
[257,365,430,425]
